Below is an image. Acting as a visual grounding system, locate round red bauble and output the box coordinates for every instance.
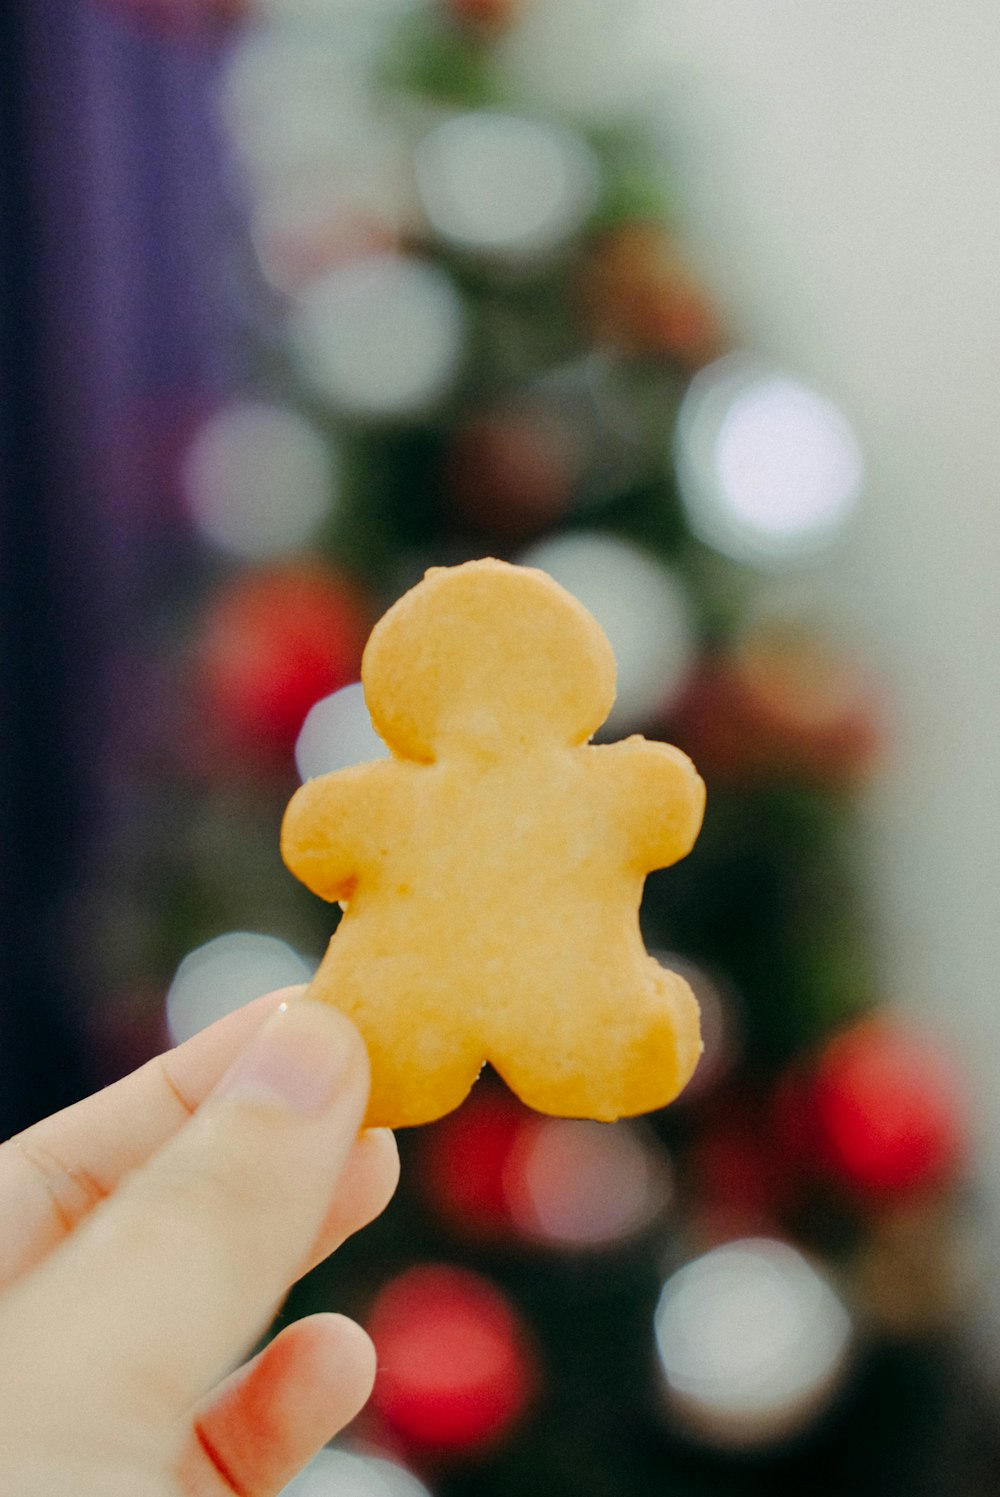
[195,563,369,763]
[419,1087,529,1240]
[576,223,724,367]
[367,1264,537,1453]
[444,0,525,30]
[788,1019,965,1199]
[688,1094,789,1243]
[443,404,577,541]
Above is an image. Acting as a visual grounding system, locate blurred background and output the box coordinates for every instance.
[3,1,1000,1493]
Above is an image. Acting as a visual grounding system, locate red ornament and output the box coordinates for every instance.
[419,1086,529,1240]
[667,627,881,790]
[367,1264,538,1454]
[688,1093,790,1243]
[779,1018,966,1199]
[444,0,526,30]
[575,223,724,368]
[194,563,369,765]
[443,404,578,541]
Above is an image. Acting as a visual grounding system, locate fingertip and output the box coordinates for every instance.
[183,1313,379,1497]
[161,984,312,1107]
[344,1127,400,1222]
[270,1312,378,1427]
[313,1312,378,1406]
[362,1128,401,1193]
[213,996,371,1120]
[303,1126,399,1276]
[285,998,372,1088]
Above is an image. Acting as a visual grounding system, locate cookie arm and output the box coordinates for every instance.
[280,765,379,902]
[604,738,706,872]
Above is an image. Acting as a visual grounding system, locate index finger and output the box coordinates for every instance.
[0,988,294,1286]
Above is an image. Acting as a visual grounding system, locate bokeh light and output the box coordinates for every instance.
[496,0,679,124]
[806,1018,966,1197]
[654,1237,852,1448]
[182,401,335,559]
[258,0,421,26]
[504,1117,670,1249]
[249,174,401,296]
[295,681,390,781]
[166,931,316,1045]
[519,531,694,731]
[675,354,864,566]
[367,1264,538,1451]
[415,112,599,260]
[289,255,466,419]
[194,562,369,758]
[280,1446,432,1497]
[217,26,401,190]
[443,399,580,538]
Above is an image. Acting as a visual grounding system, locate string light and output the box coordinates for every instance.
[289,255,466,419]
[495,0,679,124]
[295,682,390,781]
[675,354,864,566]
[415,112,599,261]
[280,1446,432,1497]
[166,932,316,1045]
[654,1238,852,1449]
[367,1265,538,1452]
[249,173,401,296]
[182,402,335,559]
[504,1117,670,1249]
[257,0,421,26]
[519,531,694,731]
[218,29,378,189]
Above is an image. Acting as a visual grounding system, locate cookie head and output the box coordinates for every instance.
[363,558,616,760]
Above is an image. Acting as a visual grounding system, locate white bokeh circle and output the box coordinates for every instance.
[280,1446,432,1497]
[295,682,391,782]
[183,402,335,559]
[415,111,599,260]
[166,933,317,1046]
[519,531,694,732]
[675,353,864,567]
[654,1237,852,1448]
[496,0,681,124]
[218,28,380,188]
[289,255,466,419]
[505,1118,669,1249]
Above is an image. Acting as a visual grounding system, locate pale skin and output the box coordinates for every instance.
[0,988,399,1496]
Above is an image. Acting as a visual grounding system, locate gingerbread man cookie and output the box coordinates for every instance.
[281,558,705,1128]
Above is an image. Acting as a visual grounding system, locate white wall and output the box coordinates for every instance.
[660,2,1000,1207]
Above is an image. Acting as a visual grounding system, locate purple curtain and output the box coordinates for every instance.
[0,0,232,1129]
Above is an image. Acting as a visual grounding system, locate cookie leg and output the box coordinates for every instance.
[364,1033,485,1130]
[490,962,703,1122]
[301,957,484,1129]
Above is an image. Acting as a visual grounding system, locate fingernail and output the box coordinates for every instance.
[217,1002,357,1116]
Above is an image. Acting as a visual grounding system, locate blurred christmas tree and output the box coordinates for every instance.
[86,0,1000,1493]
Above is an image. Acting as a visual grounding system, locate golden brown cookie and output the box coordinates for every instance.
[281,558,705,1127]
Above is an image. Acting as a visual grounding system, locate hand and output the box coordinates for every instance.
[0,989,399,1496]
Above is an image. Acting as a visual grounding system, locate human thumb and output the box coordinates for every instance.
[3,998,370,1430]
